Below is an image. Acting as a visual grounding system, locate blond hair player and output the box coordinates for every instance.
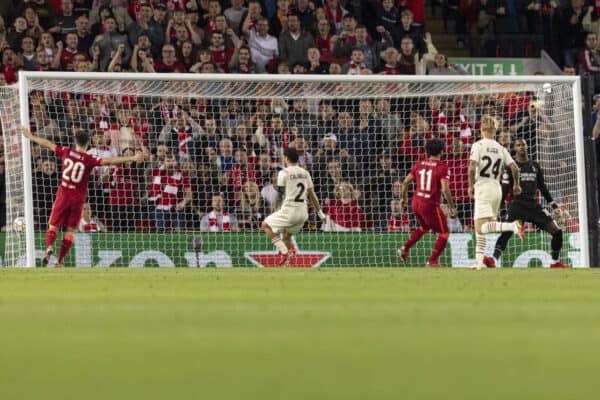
[468,115,524,269]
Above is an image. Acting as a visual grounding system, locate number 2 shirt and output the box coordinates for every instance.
[469,138,514,187]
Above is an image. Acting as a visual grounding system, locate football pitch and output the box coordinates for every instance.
[1,268,599,400]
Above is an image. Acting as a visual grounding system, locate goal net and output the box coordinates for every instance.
[1,73,588,268]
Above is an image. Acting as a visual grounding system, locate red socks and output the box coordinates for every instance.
[404,227,426,251]
[57,232,74,264]
[46,227,58,248]
[429,233,449,264]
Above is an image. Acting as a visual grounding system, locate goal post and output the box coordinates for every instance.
[3,72,590,268]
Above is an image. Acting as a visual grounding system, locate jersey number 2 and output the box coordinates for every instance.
[294,183,305,202]
[480,156,501,179]
[62,159,85,183]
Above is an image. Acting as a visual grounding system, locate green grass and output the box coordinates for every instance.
[1,268,600,400]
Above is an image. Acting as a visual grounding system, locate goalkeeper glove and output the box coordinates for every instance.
[317,210,326,221]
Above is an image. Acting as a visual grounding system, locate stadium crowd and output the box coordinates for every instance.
[0,0,592,233]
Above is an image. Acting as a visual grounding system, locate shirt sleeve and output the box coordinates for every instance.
[469,142,480,162]
[53,145,65,158]
[502,147,515,166]
[276,170,286,187]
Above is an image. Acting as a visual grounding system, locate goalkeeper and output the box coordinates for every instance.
[492,138,569,268]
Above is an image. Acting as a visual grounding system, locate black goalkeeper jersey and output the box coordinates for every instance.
[501,159,554,203]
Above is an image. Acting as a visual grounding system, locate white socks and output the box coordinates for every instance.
[475,233,486,266]
[272,237,288,254]
[481,221,517,234]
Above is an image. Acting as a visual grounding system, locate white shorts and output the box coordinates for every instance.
[474,181,502,220]
[264,208,308,235]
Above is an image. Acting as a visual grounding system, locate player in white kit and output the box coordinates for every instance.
[468,115,525,269]
[261,147,326,265]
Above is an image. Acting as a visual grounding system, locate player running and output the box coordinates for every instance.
[468,115,524,269]
[261,147,326,266]
[491,138,569,268]
[20,126,143,267]
[398,138,458,267]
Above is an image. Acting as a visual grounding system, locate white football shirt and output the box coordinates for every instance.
[277,165,314,210]
[469,138,515,185]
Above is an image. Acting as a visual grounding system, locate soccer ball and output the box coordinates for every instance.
[13,217,26,233]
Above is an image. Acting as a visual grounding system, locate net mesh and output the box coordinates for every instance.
[1,76,583,267]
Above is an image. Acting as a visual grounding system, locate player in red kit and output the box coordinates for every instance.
[20,126,143,267]
[398,138,457,267]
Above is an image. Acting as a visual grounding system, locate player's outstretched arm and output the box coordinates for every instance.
[102,152,144,166]
[19,125,57,152]
[307,188,326,220]
[441,180,457,218]
[508,162,522,195]
[399,174,413,211]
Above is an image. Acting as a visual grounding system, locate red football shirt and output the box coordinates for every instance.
[410,158,450,206]
[54,145,103,204]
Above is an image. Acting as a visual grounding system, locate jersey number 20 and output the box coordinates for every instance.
[62,159,85,183]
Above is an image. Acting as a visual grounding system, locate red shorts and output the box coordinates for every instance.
[412,201,448,234]
[49,196,85,229]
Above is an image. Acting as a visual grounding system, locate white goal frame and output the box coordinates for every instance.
[14,72,588,268]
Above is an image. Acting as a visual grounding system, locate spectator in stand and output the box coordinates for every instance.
[237,180,266,231]
[87,129,115,219]
[208,31,234,72]
[78,202,107,232]
[438,98,473,147]
[241,0,264,35]
[149,152,193,232]
[228,44,256,73]
[375,46,402,74]
[398,36,416,74]
[89,0,132,33]
[401,111,432,162]
[579,32,600,91]
[386,199,412,232]
[200,193,240,232]
[322,181,370,232]
[343,47,372,74]
[75,13,94,54]
[295,0,315,32]
[20,36,38,71]
[23,6,44,42]
[178,40,197,70]
[159,110,204,161]
[315,158,353,202]
[247,17,278,73]
[260,170,280,211]
[127,2,164,56]
[307,47,329,73]
[229,149,257,200]
[199,0,222,35]
[292,135,314,171]
[484,0,523,56]
[7,17,29,51]
[57,0,77,36]
[224,0,247,34]
[39,32,60,66]
[270,0,292,37]
[213,15,241,49]
[370,149,400,213]
[324,0,348,32]
[508,99,543,159]
[555,0,587,67]
[0,48,19,85]
[334,24,390,71]
[152,43,186,72]
[278,12,314,66]
[20,0,58,33]
[108,105,148,154]
[58,32,85,71]
[446,137,472,230]
[315,19,335,63]
[355,98,385,169]
[396,9,427,54]
[255,152,276,187]
[91,15,131,70]
[104,147,143,232]
[427,53,468,74]
[130,34,155,72]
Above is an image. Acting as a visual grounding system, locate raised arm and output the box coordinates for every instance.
[307,187,326,220]
[102,153,144,166]
[19,126,57,152]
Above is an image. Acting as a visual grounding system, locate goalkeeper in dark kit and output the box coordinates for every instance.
[491,138,570,268]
